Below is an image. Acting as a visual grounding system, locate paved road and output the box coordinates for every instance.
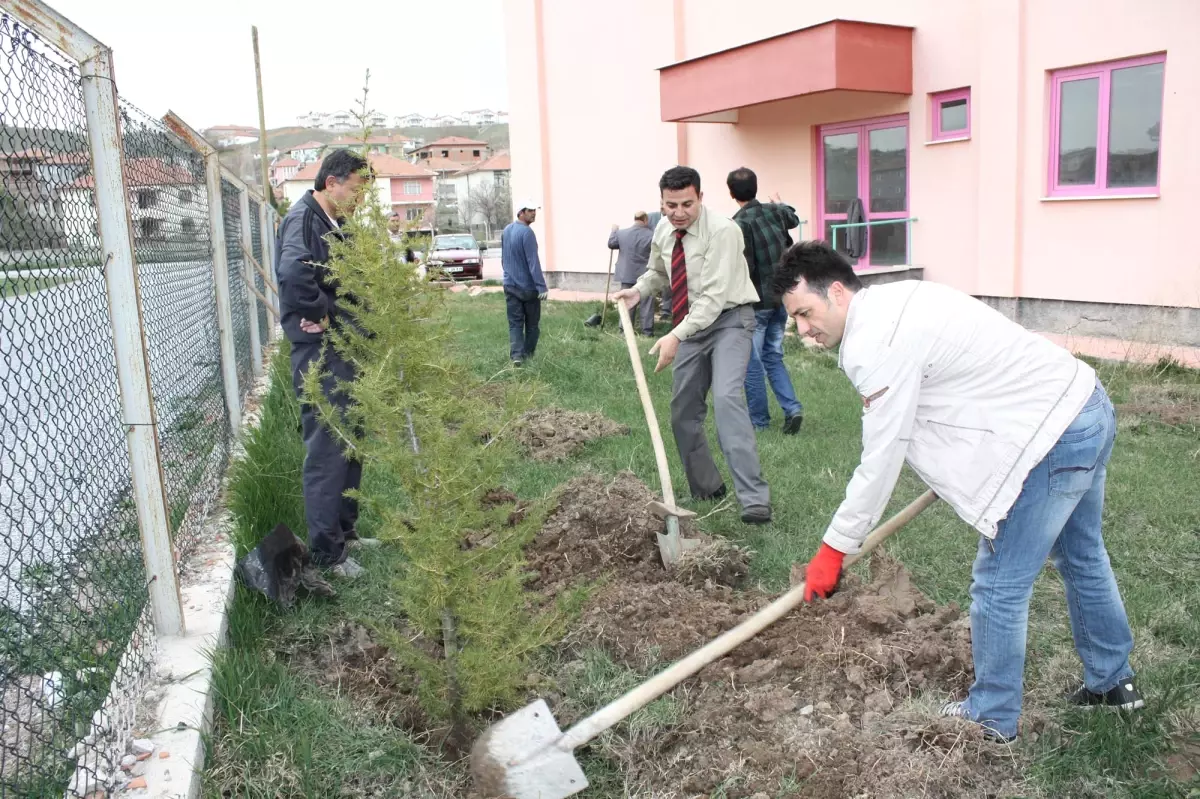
[0,260,228,612]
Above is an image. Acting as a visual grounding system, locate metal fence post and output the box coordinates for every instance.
[79,44,185,635]
[238,186,264,375]
[163,112,242,431]
[258,200,279,342]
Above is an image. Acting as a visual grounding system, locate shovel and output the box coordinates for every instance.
[469,488,938,799]
[614,300,700,567]
[583,248,615,327]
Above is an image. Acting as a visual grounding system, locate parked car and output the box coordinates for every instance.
[426,233,486,281]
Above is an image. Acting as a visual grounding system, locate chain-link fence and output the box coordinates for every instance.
[1,7,276,795]
[249,197,269,346]
[221,178,253,402]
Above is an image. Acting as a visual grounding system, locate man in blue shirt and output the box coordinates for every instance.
[500,199,548,365]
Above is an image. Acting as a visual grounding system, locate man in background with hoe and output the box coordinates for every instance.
[775,241,1142,743]
[727,167,805,435]
[501,199,548,367]
[608,211,655,336]
[276,148,379,579]
[613,166,771,525]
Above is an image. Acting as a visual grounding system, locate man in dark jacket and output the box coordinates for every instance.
[607,211,655,336]
[275,148,374,577]
[728,167,804,435]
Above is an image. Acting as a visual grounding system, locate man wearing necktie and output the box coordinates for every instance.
[612,167,771,524]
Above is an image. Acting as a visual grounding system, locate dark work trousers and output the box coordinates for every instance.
[291,339,361,566]
[504,286,542,361]
[670,305,769,510]
[619,281,656,335]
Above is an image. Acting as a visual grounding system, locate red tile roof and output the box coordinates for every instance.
[2,149,89,165]
[417,136,489,149]
[273,157,300,168]
[287,153,436,183]
[66,157,197,189]
[454,151,511,176]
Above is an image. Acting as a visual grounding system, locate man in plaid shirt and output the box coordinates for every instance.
[728,167,805,434]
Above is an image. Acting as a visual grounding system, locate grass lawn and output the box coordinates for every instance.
[0,273,76,297]
[204,292,1199,798]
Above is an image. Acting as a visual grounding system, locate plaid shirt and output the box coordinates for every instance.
[732,199,800,309]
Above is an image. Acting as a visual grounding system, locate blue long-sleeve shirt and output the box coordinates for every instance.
[500,221,547,294]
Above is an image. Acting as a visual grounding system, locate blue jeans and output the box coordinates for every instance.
[963,381,1134,739]
[744,306,803,429]
[504,286,541,361]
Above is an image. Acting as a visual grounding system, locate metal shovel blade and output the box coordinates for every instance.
[470,698,589,799]
[656,514,701,567]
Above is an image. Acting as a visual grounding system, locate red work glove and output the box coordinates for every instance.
[803,543,846,602]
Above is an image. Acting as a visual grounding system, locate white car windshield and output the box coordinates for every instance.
[434,236,476,250]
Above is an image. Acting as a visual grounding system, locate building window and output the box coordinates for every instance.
[178,189,193,204]
[136,189,158,209]
[1048,54,1165,197]
[404,181,422,195]
[441,150,449,158]
[473,150,481,157]
[929,88,970,142]
[406,207,423,221]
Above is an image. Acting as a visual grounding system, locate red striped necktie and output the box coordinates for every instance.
[670,228,688,327]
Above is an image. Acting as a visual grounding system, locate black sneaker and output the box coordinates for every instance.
[783,414,804,435]
[741,505,772,525]
[693,484,727,502]
[1067,678,1145,711]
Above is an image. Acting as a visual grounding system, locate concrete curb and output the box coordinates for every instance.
[107,368,271,798]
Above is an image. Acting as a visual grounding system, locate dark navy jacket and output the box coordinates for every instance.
[274,190,358,345]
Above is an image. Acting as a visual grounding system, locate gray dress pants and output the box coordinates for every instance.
[670,305,769,509]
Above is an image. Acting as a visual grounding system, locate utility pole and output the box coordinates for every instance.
[252,25,273,207]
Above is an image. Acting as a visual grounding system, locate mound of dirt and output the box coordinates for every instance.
[512,407,629,461]
[1118,382,1200,427]
[525,471,748,598]
[518,470,1022,797]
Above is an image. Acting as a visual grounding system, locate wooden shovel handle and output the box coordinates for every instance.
[615,300,676,508]
[555,488,939,752]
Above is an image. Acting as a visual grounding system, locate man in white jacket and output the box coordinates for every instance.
[773,241,1141,742]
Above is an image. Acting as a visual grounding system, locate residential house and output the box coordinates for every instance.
[61,157,206,247]
[204,124,259,147]
[326,133,414,157]
[427,114,465,127]
[296,111,329,128]
[414,137,490,166]
[271,157,301,186]
[395,113,429,128]
[446,152,512,239]
[504,1,1200,366]
[463,109,500,126]
[326,111,354,131]
[287,140,325,164]
[282,153,437,230]
[0,149,89,248]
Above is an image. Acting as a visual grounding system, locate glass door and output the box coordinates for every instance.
[818,115,909,268]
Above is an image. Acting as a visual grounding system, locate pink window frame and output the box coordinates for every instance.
[815,113,910,270]
[1047,53,1166,197]
[930,87,971,141]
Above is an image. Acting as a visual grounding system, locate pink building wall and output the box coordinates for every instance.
[503,0,1200,330]
[388,176,435,203]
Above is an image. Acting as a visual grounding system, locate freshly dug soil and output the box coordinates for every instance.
[516,472,1025,798]
[525,471,748,599]
[512,407,629,462]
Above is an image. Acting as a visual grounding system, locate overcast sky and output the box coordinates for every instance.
[45,0,509,130]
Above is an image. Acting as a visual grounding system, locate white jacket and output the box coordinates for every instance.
[824,280,1097,554]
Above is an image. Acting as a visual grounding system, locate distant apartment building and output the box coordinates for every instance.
[286,140,325,164]
[414,137,490,165]
[204,124,259,147]
[326,134,415,157]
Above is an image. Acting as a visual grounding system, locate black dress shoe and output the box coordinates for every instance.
[741,505,772,525]
[783,414,804,435]
[693,484,727,501]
